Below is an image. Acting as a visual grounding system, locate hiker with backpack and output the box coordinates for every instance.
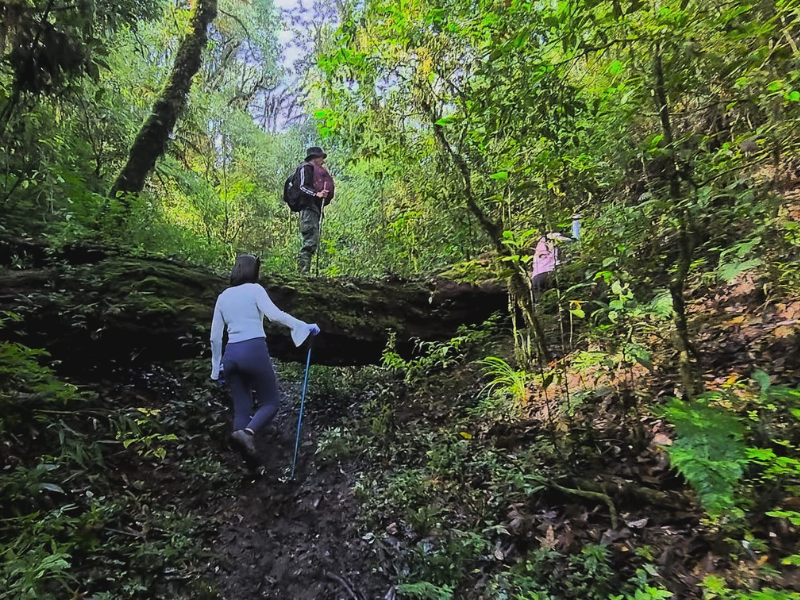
[210,254,320,459]
[283,146,335,274]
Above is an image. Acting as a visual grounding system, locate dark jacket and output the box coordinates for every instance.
[298,162,335,212]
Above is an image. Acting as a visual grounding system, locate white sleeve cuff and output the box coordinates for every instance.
[290,324,310,348]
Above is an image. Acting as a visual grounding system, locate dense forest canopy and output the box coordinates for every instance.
[4,0,795,284]
[2,0,800,598]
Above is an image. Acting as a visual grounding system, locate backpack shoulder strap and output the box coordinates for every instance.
[294,162,310,181]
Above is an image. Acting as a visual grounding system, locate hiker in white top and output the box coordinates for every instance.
[210,254,319,458]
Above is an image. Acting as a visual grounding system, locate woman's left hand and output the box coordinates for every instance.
[308,324,320,336]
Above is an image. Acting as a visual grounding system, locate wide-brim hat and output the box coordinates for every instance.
[305,146,327,161]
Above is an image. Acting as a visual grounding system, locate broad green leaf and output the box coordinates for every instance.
[766,510,800,526]
[717,258,762,283]
[608,60,624,75]
[434,116,458,126]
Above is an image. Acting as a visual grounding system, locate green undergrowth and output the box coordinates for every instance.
[313,317,800,600]
[314,322,670,599]
[0,315,231,599]
[658,375,800,599]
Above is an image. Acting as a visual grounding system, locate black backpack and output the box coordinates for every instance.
[283,166,304,212]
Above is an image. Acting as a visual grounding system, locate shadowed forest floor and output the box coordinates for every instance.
[207,387,391,600]
[86,284,799,599]
[93,365,392,599]
[3,270,799,599]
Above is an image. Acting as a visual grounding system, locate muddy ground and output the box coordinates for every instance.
[207,386,391,600]
[105,364,393,600]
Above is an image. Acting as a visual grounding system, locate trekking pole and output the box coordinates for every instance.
[315,204,325,277]
[290,341,314,480]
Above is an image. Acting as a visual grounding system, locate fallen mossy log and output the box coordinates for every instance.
[0,234,112,267]
[0,250,507,366]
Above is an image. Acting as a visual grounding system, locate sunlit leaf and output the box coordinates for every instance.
[39,483,65,494]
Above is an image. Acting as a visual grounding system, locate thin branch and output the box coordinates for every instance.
[325,571,362,600]
[218,8,254,40]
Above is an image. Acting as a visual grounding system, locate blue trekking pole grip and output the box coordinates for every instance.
[290,340,314,479]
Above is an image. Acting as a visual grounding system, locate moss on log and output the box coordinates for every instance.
[0,248,507,366]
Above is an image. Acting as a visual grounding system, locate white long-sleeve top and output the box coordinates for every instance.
[210,283,310,379]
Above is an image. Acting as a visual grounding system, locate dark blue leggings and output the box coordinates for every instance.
[223,338,280,433]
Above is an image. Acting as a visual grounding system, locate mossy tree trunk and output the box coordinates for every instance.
[652,42,702,399]
[422,99,551,363]
[0,240,508,367]
[110,0,218,198]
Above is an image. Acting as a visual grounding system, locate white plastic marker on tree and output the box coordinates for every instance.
[572,213,581,241]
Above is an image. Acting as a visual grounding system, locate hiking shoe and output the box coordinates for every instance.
[231,430,256,457]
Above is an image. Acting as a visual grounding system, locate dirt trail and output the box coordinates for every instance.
[103,362,392,599]
[205,382,391,600]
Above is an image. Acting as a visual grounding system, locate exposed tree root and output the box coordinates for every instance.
[574,477,692,512]
[548,480,620,530]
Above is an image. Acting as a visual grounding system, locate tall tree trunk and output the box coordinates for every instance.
[653,41,701,399]
[0,0,56,139]
[669,218,699,398]
[421,99,551,361]
[110,0,218,198]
